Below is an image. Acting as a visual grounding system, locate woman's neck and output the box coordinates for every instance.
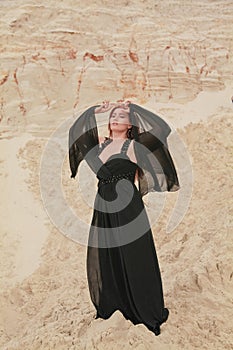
[110,131,127,140]
[111,137,127,141]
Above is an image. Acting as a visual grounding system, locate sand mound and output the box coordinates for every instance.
[0,0,232,349]
[1,114,232,350]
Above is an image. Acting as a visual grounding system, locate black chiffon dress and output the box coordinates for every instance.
[87,138,168,335]
[68,104,180,336]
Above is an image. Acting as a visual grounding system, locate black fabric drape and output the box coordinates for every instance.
[68,104,180,196]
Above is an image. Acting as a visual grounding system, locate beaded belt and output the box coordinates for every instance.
[98,171,135,186]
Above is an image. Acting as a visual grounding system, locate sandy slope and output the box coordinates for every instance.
[0,113,232,350]
[0,0,233,349]
[0,134,49,287]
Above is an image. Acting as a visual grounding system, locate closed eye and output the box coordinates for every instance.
[111,114,128,118]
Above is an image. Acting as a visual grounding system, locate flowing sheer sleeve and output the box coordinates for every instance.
[68,103,180,196]
[68,105,100,178]
[130,104,180,196]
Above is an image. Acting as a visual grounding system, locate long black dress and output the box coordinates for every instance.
[68,104,179,336]
[86,138,169,335]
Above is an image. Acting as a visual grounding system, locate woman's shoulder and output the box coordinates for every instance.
[128,138,136,148]
[127,139,137,163]
[98,136,106,143]
[98,136,112,145]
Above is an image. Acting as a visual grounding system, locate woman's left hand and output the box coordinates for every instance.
[116,100,131,112]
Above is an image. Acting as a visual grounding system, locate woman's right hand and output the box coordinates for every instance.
[95,100,131,114]
[95,101,116,114]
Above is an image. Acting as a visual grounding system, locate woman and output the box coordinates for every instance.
[69,101,180,336]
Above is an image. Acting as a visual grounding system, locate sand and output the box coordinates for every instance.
[0,0,233,349]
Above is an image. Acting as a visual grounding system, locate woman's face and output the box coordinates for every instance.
[109,108,131,135]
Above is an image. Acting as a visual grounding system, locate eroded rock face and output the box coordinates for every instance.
[0,0,232,130]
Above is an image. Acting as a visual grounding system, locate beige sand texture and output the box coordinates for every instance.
[0,0,233,349]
